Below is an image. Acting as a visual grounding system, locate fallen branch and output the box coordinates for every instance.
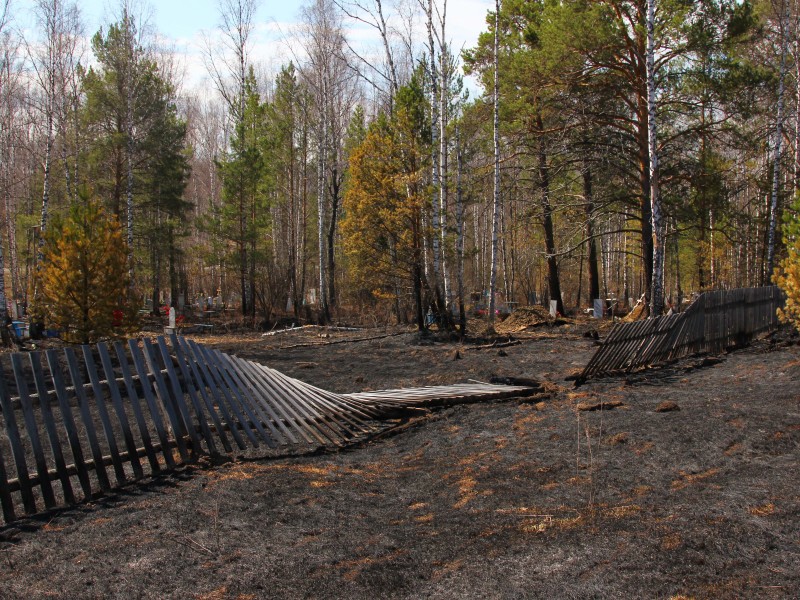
[467,339,521,350]
[277,330,412,349]
[262,325,364,337]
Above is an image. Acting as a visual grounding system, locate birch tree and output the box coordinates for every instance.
[489,0,501,324]
[646,0,665,315]
[300,0,355,321]
[767,0,790,281]
[0,0,13,321]
[28,0,82,266]
[203,0,259,314]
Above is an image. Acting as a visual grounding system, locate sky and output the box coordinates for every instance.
[15,0,493,94]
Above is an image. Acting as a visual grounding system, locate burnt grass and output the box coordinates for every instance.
[0,323,798,599]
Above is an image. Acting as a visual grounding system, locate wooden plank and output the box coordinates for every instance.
[96,342,144,480]
[46,349,93,499]
[103,342,161,477]
[186,340,259,448]
[0,431,15,522]
[0,359,29,520]
[234,357,342,445]
[251,362,371,439]
[64,347,112,492]
[140,338,190,462]
[10,353,57,509]
[197,345,273,447]
[121,340,174,469]
[154,336,206,455]
[81,345,127,486]
[216,355,295,446]
[28,352,76,505]
[178,337,246,450]
[239,365,339,446]
[265,366,384,421]
[221,350,328,446]
[166,334,225,454]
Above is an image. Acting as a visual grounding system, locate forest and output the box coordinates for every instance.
[1,0,799,335]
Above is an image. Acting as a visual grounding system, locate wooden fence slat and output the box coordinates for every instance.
[11,353,57,509]
[155,336,206,456]
[215,355,286,446]
[245,360,363,442]
[0,359,32,520]
[211,351,294,448]
[28,352,76,505]
[81,345,127,486]
[186,340,260,447]
[95,343,144,480]
[199,346,275,447]
[46,349,93,499]
[0,430,15,522]
[578,286,783,383]
[124,340,175,469]
[97,342,159,478]
[178,338,247,450]
[257,362,373,436]
[216,349,315,446]
[64,347,111,492]
[265,365,385,421]
[140,338,190,462]
[163,335,222,456]
[231,354,335,446]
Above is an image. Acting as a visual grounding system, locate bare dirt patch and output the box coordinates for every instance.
[0,324,798,599]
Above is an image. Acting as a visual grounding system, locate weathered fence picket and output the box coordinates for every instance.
[577,286,783,383]
[0,335,536,524]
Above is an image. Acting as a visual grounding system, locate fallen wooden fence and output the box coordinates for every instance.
[577,286,783,384]
[0,334,535,524]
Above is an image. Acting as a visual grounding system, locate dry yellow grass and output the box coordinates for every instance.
[671,468,720,490]
[748,503,777,516]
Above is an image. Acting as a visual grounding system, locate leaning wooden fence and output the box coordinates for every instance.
[0,334,535,524]
[577,286,783,384]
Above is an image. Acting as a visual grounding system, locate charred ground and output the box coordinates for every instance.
[0,322,798,599]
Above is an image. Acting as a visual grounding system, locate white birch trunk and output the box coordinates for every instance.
[439,0,450,308]
[317,77,328,319]
[767,1,789,279]
[488,0,501,323]
[426,0,443,316]
[646,0,665,315]
[794,0,800,193]
[455,125,465,333]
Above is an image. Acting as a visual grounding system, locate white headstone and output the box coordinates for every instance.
[549,300,558,318]
[593,299,604,319]
[169,306,176,328]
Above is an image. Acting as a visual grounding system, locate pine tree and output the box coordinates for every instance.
[35,198,135,343]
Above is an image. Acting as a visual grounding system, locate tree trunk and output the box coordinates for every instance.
[536,109,563,317]
[646,0,665,316]
[455,126,466,338]
[767,1,789,280]
[583,161,600,304]
[489,0,502,324]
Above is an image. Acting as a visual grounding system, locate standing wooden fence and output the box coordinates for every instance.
[577,286,783,384]
[0,334,536,524]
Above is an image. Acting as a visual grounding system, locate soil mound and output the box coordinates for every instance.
[495,305,553,333]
